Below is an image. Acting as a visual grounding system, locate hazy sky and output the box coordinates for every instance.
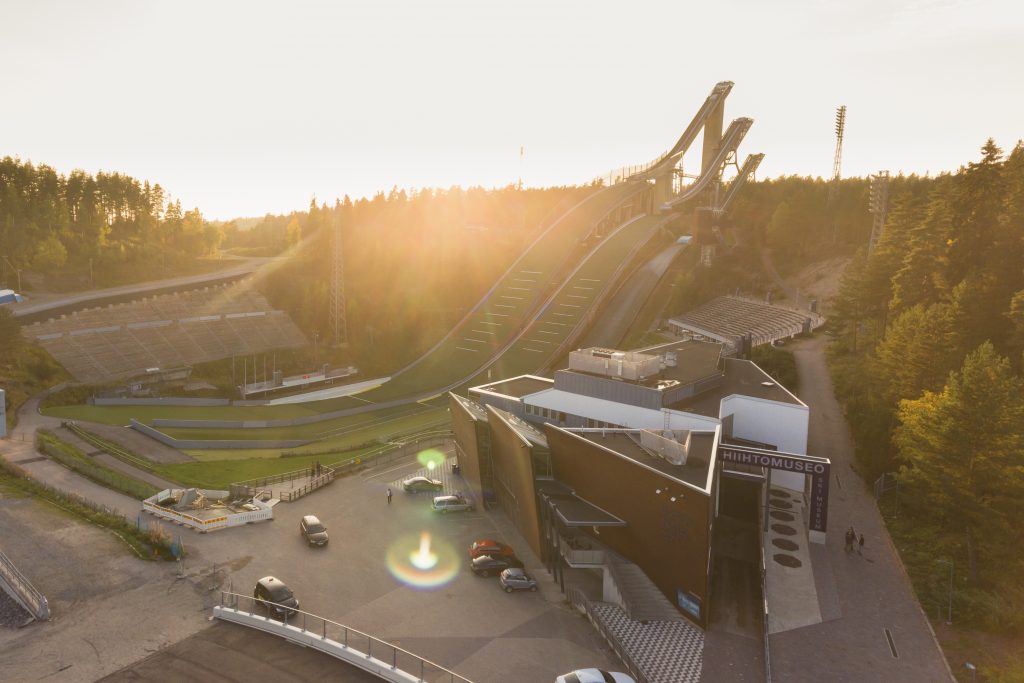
[2,0,1022,219]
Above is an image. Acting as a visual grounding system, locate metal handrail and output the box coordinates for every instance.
[568,589,648,683]
[0,548,49,621]
[217,591,472,682]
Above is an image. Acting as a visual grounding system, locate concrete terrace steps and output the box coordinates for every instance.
[606,553,686,623]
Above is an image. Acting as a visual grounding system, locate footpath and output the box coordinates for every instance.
[767,335,952,682]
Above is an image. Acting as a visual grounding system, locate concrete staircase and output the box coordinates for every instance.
[606,553,684,622]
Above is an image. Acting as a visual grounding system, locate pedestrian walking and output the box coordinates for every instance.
[845,526,855,553]
[386,488,392,505]
[858,533,865,555]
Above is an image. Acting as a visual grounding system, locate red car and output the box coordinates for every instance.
[469,539,514,559]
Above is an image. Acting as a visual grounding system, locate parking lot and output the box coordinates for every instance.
[82,444,623,681]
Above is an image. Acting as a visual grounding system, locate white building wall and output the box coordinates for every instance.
[720,395,809,490]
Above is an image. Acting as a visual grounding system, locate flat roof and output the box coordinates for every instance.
[471,374,553,399]
[526,389,720,431]
[631,339,726,386]
[670,358,804,417]
[488,406,549,448]
[561,429,715,491]
[449,392,488,421]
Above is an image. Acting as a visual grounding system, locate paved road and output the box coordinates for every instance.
[768,335,952,682]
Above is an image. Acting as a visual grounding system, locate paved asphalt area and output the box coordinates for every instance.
[1,445,621,682]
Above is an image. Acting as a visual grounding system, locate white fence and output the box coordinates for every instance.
[214,592,472,683]
[141,489,273,532]
[0,548,50,621]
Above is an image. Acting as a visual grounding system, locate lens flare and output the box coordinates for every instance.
[417,448,447,471]
[387,530,459,589]
[409,531,438,570]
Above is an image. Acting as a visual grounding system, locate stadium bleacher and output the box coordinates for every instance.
[667,295,825,349]
[24,281,307,383]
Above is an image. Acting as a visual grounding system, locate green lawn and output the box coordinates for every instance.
[180,407,448,461]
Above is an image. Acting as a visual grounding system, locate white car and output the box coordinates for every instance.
[555,670,636,683]
[431,493,474,513]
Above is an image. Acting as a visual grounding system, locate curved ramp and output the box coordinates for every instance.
[361,181,647,402]
[662,117,753,210]
[633,81,734,181]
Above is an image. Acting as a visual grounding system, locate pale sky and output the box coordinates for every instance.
[2,0,1022,220]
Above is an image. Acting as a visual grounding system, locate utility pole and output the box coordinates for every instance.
[828,105,847,244]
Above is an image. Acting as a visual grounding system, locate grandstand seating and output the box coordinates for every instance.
[668,295,824,348]
[24,281,307,383]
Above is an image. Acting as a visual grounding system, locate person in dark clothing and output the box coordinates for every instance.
[386,488,392,505]
[858,533,865,555]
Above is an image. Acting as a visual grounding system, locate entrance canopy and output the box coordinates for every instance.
[537,479,626,527]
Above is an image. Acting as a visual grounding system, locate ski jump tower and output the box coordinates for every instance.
[629,81,763,265]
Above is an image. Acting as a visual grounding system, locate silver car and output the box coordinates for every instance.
[431,494,473,513]
[499,567,537,593]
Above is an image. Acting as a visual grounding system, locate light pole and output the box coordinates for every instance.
[937,559,953,624]
[964,662,976,682]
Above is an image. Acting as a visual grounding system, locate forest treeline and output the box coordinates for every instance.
[249,185,592,373]
[827,140,1024,633]
[0,156,225,287]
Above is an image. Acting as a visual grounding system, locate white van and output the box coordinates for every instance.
[431,494,474,513]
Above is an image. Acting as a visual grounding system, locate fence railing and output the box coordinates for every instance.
[215,592,472,683]
[760,512,773,683]
[65,421,156,472]
[0,548,50,621]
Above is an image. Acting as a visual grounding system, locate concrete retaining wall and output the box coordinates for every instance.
[94,397,231,407]
[129,419,310,450]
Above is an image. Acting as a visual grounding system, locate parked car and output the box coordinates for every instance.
[253,576,299,618]
[432,493,473,513]
[555,669,636,683]
[470,554,523,577]
[403,476,443,493]
[299,515,328,546]
[470,539,514,559]
[499,567,537,592]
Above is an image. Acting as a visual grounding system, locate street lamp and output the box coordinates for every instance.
[964,662,976,682]
[937,559,953,624]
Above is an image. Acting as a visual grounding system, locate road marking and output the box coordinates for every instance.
[580,278,600,282]
[512,278,536,283]
[456,346,479,352]
[573,286,594,290]
[543,321,568,326]
[470,330,495,335]
[463,338,486,344]
[554,313,575,318]
[507,287,531,292]
[538,330,559,336]
[495,304,515,309]
[486,312,510,317]
[559,303,582,308]
[500,295,524,300]
[522,348,543,353]
[884,628,899,658]
[567,295,588,300]
[530,339,554,345]
[521,270,542,274]
[478,321,502,326]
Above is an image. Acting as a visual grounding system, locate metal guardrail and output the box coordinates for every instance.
[0,548,50,621]
[215,592,472,682]
[760,515,773,682]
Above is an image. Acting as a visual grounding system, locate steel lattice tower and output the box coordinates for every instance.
[868,171,890,256]
[829,105,847,205]
[330,213,348,346]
